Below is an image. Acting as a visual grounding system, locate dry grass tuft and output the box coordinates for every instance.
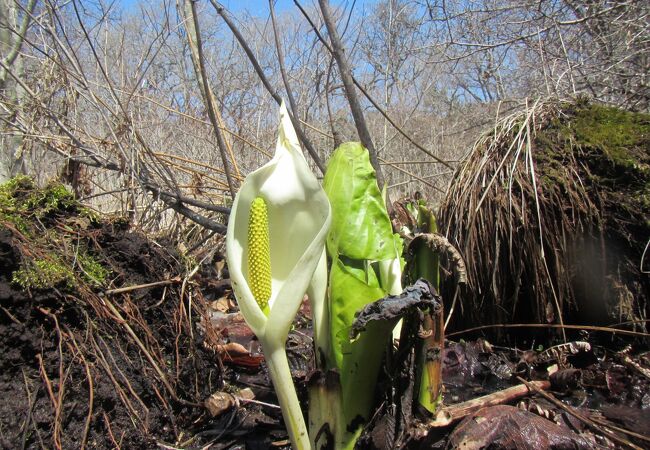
[439,99,649,336]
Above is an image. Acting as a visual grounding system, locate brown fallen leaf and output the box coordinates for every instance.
[602,405,650,436]
[204,340,265,370]
[210,296,231,313]
[448,405,596,449]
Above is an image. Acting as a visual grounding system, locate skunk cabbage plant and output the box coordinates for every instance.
[311,142,403,449]
[226,102,331,450]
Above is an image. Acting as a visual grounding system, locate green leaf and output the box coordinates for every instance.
[323,142,398,261]
[329,258,386,369]
[317,142,405,449]
[329,257,394,448]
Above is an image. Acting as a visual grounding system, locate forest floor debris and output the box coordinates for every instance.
[1,177,649,449]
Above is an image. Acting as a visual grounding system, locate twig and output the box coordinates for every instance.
[352,78,454,170]
[447,323,650,339]
[103,412,121,450]
[99,295,200,407]
[209,1,325,174]
[378,156,445,193]
[294,0,455,170]
[90,334,143,422]
[183,0,238,198]
[37,309,66,450]
[20,370,40,450]
[1,58,229,232]
[269,0,301,135]
[318,0,385,191]
[102,277,181,296]
[36,353,62,450]
[617,352,650,381]
[419,380,551,430]
[65,328,94,450]
[1,305,22,324]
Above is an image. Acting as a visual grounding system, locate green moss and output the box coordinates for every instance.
[568,104,650,175]
[23,181,76,215]
[77,252,109,286]
[79,206,101,223]
[12,257,74,290]
[0,175,35,200]
[11,251,109,291]
[0,175,34,232]
[0,176,76,222]
[535,102,650,217]
[1,176,113,292]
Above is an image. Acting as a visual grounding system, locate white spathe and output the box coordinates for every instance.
[226,101,331,342]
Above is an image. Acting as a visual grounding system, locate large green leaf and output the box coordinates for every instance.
[328,257,394,449]
[329,257,386,369]
[317,142,404,449]
[323,142,398,261]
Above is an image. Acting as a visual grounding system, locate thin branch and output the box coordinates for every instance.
[209,0,325,174]
[518,377,645,449]
[182,0,238,198]
[269,0,300,132]
[447,323,650,339]
[0,73,231,227]
[419,380,551,429]
[296,0,454,170]
[318,0,385,190]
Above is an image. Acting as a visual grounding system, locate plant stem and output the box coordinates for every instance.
[262,340,311,450]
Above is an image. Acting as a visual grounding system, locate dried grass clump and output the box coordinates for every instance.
[439,99,649,334]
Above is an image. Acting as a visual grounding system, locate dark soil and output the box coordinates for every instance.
[0,177,307,449]
[0,178,221,449]
[1,224,201,448]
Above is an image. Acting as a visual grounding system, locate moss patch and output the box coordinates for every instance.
[536,102,650,228]
[12,257,75,290]
[0,176,109,291]
[568,103,650,175]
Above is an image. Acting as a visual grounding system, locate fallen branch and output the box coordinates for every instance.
[417,380,550,431]
[617,349,650,381]
[447,323,650,339]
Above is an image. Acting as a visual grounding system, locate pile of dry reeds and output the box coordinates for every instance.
[439,99,649,336]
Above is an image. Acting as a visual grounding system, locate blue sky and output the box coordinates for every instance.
[116,1,373,16]
[221,0,296,12]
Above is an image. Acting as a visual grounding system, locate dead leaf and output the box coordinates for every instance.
[210,296,231,313]
[449,405,595,449]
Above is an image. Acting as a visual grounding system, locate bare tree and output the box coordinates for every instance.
[0,0,646,233]
[0,0,36,181]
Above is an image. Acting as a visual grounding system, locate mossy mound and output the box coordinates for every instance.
[0,177,217,448]
[439,100,649,334]
[0,175,110,290]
